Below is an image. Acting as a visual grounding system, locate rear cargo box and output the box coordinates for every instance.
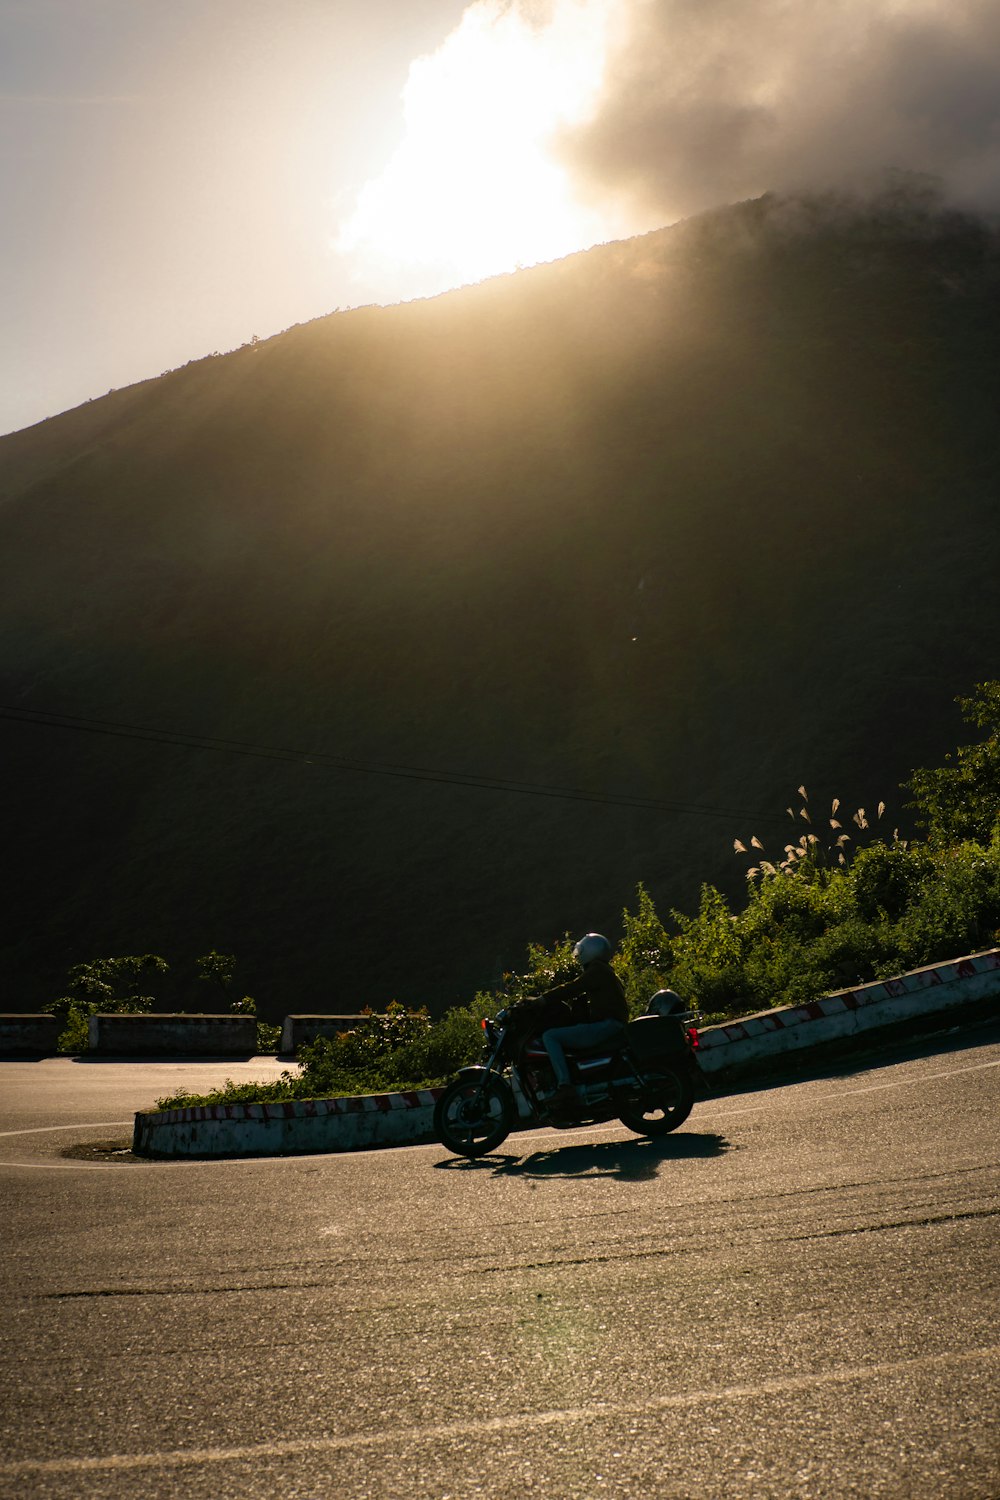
[625,1014,690,1063]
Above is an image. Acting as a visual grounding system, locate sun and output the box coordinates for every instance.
[334,0,623,302]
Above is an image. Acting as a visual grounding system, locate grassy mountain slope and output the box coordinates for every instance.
[2,190,999,1017]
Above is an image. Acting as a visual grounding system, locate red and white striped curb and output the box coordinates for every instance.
[132,1087,444,1157]
[145,1086,442,1128]
[695,947,1000,1074]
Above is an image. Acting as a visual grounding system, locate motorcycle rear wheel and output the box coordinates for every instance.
[434,1076,514,1158]
[618,1067,695,1136]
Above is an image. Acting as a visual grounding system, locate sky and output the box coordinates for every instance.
[2,0,999,437]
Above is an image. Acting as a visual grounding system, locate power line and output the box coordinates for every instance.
[0,703,791,825]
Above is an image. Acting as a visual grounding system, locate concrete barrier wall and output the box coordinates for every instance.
[695,948,1000,1080]
[0,1014,60,1055]
[280,1015,370,1055]
[89,1013,257,1056]
[133,1088,442,1157]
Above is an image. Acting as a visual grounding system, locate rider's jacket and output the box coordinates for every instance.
[544,959,629,1026]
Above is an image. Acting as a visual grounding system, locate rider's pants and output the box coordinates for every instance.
[542,1019,625,1087]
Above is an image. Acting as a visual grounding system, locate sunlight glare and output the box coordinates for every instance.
[334,0,624,301]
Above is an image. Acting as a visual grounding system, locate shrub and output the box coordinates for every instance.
[503,934,578,998]
[52,954,168,1052]
[196,950,236,997]
[889,840,1000,967]
[376,994,494,1086]
[849,842,927,923]
[618,883,672,1013]
[56,1005,93,1055]
[156,1075,301,1110]
[294,1002,433,1095]
[905,682,1000,844]
[665,884,748,1010]
[256,1020,281,1052]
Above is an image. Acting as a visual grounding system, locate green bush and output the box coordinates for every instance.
[291,1002,434,1095]
[617,883,672,1013]
[256,1020,281,1052]
[889,840,1000,967]
[658,823,1000,1015]
[156,1076,302,1109]
[379,994,494,1086]
[850,842,927,923]
[905,682,1000,844]
[52,954,168,1052]
[56,1005,93,1055]
[503,934,578,998]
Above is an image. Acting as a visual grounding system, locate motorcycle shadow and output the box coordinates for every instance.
[435,1130,732,1181]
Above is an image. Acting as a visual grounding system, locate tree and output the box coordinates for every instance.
[51,954,168,1052]
[196,950,257,1015]
[195,950,236,996]
[53,954,168,1020]
[905,682,1000,844]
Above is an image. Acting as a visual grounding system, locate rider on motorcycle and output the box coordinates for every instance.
[540,933,629,1107]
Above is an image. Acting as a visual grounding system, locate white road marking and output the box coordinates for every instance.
[704,1055,1000,1119]
[0,1121,133,1138]
[2,1345,996,1479]
[0,1161,139,1172]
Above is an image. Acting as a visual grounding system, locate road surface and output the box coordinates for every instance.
[1,1029,998,1498]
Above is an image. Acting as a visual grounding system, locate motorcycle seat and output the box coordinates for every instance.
[564,1032,626,1058]
[523,1036,621,1062]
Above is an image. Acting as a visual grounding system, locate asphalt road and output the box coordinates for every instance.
[1,1027,998,1499]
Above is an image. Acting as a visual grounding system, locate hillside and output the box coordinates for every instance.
[2,189,999,1017]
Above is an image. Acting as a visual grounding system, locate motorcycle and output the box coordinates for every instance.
[434,990,703,1159]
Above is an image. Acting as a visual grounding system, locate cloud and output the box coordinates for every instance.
[558,0,1000,226]
[334,0,623,301]
[333,0,1000,306]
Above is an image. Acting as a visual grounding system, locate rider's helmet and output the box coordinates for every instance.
[648,988,685,1016]
[572,932,612,967]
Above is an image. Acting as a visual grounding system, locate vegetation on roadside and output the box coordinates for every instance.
[83,681,1000,1111]
[52,955,167,1055]
[51,951,279,1053]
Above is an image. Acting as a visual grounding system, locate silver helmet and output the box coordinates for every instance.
[572,933,612,966]
[648,988,685,1016]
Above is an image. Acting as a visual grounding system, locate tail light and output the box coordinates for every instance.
[686,1026,700,1049]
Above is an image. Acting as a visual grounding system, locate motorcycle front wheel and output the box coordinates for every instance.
[434,1076,514,1158]
[619,1067,695,1136]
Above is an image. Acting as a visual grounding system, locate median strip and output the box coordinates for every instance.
[132,1086,442,1157]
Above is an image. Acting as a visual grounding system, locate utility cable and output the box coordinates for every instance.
[0,703,791,825]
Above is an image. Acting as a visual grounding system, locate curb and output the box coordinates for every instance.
[132,947,1000,1158]
[694,948,1000,1084]
[132,1088,443,1158]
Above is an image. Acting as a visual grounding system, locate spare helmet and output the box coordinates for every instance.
[572,933,612,966]
[648,988,685,1017]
